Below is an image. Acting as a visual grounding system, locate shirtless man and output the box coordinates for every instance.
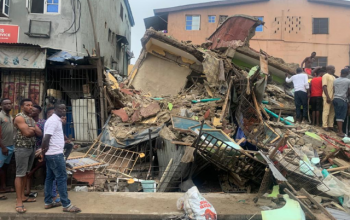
[14,99,42,213]
[301,52,316,75]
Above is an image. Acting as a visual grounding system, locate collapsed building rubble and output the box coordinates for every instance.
[68,15,350,219]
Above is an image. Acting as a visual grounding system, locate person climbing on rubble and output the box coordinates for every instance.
[309,67,325,126]
[301,52,316,75]
[332,68,350,137]
[322,65,336,131]
[285,68,309,124]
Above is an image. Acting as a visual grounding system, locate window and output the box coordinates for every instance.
[29,0,60,14]
[218,15,228,25]
[312,57,328,67]
[0,0,10,17]
[313,18,328,34]
[186,15,200,31]
[208,15,216,23]
[255,17,264,32]
[46,0,59,13]
[120,4,124,21]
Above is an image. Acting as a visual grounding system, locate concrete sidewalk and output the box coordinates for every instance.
[0,191,263,219]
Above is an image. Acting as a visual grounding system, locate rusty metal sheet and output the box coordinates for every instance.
[209,16,262,50]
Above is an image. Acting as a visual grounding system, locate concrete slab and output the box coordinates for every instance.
[0,192,263,220]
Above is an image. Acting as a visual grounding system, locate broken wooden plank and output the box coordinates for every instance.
[327,165,350,172]
[220,77,233,122]
[204,84,214,98]
[157,158,173,192]
[252,91,263,123]
[300,188,336,220]
[171,141,193,146]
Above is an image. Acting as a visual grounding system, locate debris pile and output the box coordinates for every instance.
[68,15,350,219]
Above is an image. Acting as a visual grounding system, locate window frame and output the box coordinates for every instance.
[312,18,329,35]
[208,15,216,23]
[1,0,9,17]
[120,3,124,21]
[28,0,61,15]
[255,16,264,32]
[45,0,60,14]
[312,57,328,68]
[186,15,201,31]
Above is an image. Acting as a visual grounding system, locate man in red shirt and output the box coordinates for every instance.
[309,67,326,126]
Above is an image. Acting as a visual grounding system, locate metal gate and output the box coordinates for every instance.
[45,66,102,143]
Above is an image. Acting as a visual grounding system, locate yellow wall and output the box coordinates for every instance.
[166,0,350,74]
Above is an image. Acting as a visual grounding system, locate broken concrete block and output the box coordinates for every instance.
[140,102,160,118]
[112,109,129,122]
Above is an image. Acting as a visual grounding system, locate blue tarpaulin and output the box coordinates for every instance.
[47,51,83,62]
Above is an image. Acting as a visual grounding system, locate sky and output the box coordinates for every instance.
[129,0,219,64]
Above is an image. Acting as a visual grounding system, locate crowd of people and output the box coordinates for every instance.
[0,99,81,214]
[286,54,350,137]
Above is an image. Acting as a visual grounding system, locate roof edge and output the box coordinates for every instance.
[124,0,135,27]
[308,0,350,7]
[154,0,269,15]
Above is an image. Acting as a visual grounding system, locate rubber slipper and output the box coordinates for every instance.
[45,202,62,209]
[15,205,26,214]
[29,192,38,198]
[22,197,36,203]
[0,195,7,200]
[63,205,81,213]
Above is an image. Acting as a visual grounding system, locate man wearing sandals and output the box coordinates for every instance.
[14,99,43,213]
[42,103,81,213]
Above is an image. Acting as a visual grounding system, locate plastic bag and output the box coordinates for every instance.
[318,174,350,210]
[73,186,88,192]
[177,186,217,220]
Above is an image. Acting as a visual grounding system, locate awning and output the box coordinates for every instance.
[144,15,168,31]
[0,44,46,69]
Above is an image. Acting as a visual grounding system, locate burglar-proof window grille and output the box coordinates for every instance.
[255,17,264,32]
[312,57,328,68]
[208,15,216,23]
[186,15,200,31]
[313,18,328,34]
[0,0,10,17]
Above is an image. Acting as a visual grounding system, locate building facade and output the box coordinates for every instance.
[0,0,134,75]
[146,0,350,74]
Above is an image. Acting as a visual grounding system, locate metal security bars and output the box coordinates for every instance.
[46,66,103,143]
[0,69,45,116]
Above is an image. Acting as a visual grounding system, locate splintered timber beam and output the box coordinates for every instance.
[300,188,336,220]
[220,77,233,123]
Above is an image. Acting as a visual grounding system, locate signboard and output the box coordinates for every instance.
[0,25,19,43]
[0,46,46,69]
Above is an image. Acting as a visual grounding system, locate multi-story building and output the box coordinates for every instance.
[145,0,350,73]
[0,0,134,75]
[0,0,135,143]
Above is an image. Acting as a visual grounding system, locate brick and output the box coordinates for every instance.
[140,102,160,118]
[131,110,142,123]
[120,88,134,96]
[112,108,129,122]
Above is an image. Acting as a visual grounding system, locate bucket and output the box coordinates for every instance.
[141,180,156,192]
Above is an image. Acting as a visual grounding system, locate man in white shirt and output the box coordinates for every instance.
[285,68,310,123]
[41,103,81,213]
